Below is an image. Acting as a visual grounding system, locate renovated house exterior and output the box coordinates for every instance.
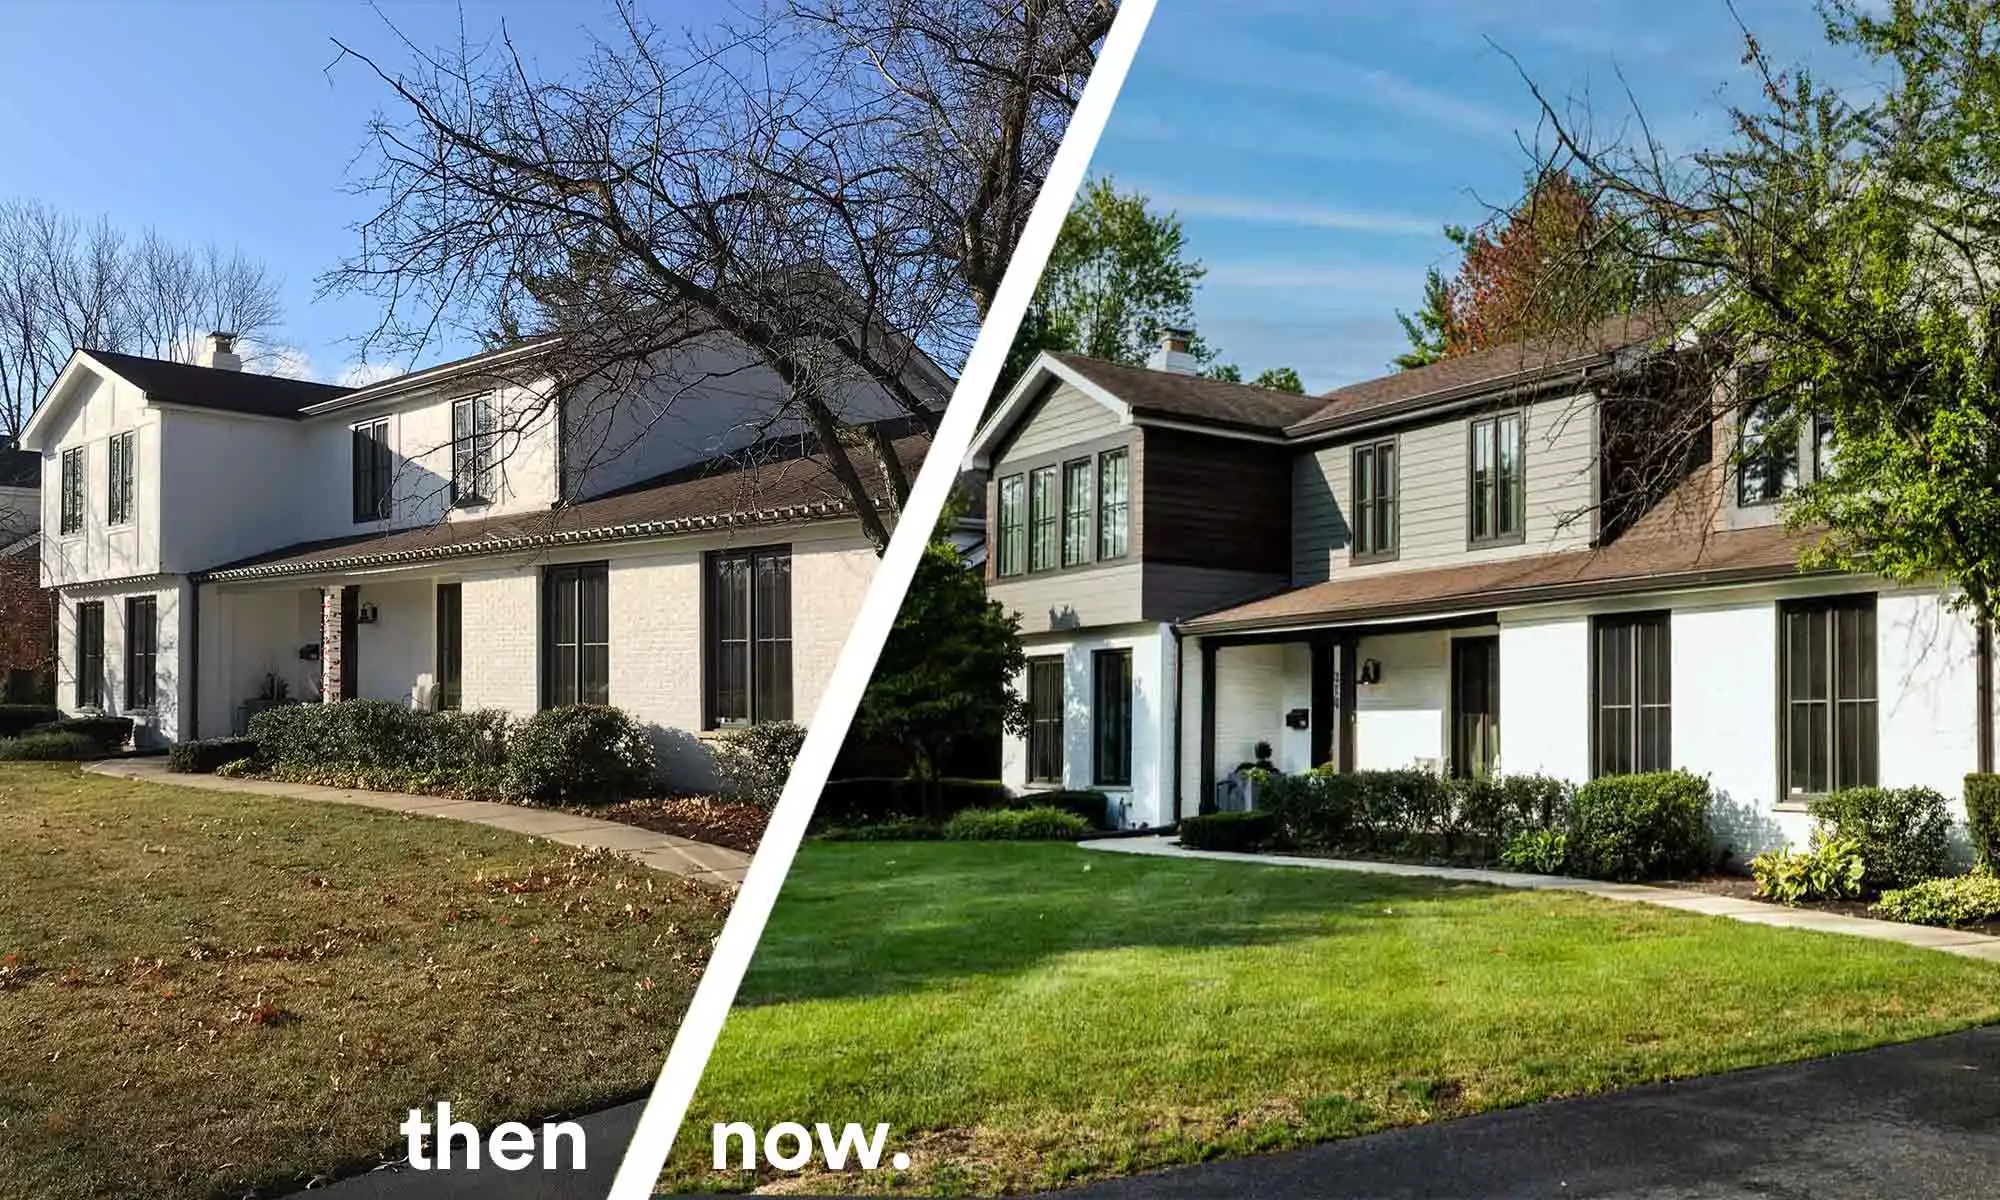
[971,321,1990,852]
[19,332,938,787]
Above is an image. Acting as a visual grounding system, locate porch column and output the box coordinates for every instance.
[320,587,343,703]
[1197,639,1217,815]
[1310,635,1334,768]
[1337,637,1358,774]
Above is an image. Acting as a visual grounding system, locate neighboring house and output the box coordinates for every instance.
[18,332,938,786]
[0,435,55,698]
[970,320,1988,852]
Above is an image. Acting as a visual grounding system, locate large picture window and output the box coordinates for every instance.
[995,474,1025,577]
[542,563,608,708]
[1592,611,1670,777]
[107,430,135,526]
[1097,447,1129,560]
[1352,438,1397,560]
[1027,465,1058,573]
[75,600,103,709]
[59,446,82,535]
[706,546,793,727]
[1092,649,1132,788]
[125,595,157,710]
[1468,412,1523,543]
[352,419,392,522]
[1061,458,1093,568]
[450,396,495,507]
[434,582,462,711]
[1026,656,1064,785]
[1779,595,1878,798]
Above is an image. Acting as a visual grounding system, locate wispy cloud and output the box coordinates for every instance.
[1203,261,1422,297]
[1152,191,1444,237]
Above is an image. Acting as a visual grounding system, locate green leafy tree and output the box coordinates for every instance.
[1202,363,1304,392]
[852,533,1028,797]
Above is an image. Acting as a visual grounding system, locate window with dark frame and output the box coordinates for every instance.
[1097,447,1129,560]
[541,563,608,708]
[1025,656,1064,784]
[352,419,392,522]
[450,396,496,507]
[434,582,462,712]
[1027,465,1058,573]
[1737,400,1799,506]
[75,600,103,709]
[125,594,157,710]
[1351,438,1397,559]
[1061,458,1093,567]
[705,546,793,727]
[1779,594,1878,798]
[59,446,82,535]
[1592,611,1670,777]
[1091,649,1132,787]
[996,474,1025,577]
[1468,412,1524,543]
[107,430,135,526]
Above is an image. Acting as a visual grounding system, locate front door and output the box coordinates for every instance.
[1450,635,1498,779]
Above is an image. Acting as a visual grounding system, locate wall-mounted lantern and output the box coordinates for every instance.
[1359,658,1383,685]
[356,602,380,625]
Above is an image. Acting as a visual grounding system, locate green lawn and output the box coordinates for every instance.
[669,841,2000,1195]
[0,764,729,1199]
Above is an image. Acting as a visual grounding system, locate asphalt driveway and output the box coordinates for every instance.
[1048,1025,2000,1199]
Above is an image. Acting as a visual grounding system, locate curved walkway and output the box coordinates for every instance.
[84,757,750,887]
[1082,835,2000,960]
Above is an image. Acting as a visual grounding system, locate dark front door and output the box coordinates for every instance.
[1450,635,1499,779]
[339,584,360,701]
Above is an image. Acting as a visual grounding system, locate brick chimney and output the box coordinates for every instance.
[1147,326,1198,375]
[196,331,242,371]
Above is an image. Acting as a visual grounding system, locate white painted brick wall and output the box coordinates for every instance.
[460,571,540,717]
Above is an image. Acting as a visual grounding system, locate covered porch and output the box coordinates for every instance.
[1187,612,1502,815]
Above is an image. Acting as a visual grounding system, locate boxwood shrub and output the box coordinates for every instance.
[1565,770,1715,881]
[30,715,133,754]
[943,805,1092,841]
[0,704,60,739]
[1178,810,1278,852]
[504,704,655,805]
[0,731,105,760]
[1023,789,1112,830]
[1808,785,1952,892]
[167,736,261,774]
[709,721,807,809]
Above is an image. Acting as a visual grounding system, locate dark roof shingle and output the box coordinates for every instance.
[86,350,352,419]
[1054,355,1326,433]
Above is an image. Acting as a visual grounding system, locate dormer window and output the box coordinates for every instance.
[1737,400,1799,507]
[352,419,392,522]
[59,447,83,535]
[107,431,135,526]
[451,395,496,507]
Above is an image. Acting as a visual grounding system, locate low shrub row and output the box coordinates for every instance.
[0,704,59,739]
[0,731,104,761]
[166,736,260,775]
[943,805,1094,841]
[1873,872,2000,926]
[1179,810,1276,852]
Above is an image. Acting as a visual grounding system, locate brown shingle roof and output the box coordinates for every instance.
[1054,354,1327,433]
[197,427,925,581]
[1288,305,1696,437]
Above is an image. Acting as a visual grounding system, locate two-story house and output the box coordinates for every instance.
[971,318,1988,851]
[19,332,939,787]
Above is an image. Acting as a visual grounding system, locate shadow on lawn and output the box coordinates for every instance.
[733,841,1513,1007]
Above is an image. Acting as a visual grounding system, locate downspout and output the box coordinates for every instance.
[1168,623,1184,830]
[1979,614,1994,775]
[187,579,200,741]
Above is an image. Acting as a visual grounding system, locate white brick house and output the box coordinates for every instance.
[18,332,938,788]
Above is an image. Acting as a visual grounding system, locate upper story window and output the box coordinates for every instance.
[1027,465,1058,572]
[106,431,135,527]
[58,447,82,536]
[352,419,392,522]
[1737,400,1799,506]
[1351,438,1397,561]
[996,474,1025,577]
[1097,447,1129,560]
[1061,458,1093,568]
[451,395,496,507]
[1468,412,1524,544]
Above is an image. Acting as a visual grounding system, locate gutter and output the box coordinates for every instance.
[299,337,562,417]
[1287,364,1599,444]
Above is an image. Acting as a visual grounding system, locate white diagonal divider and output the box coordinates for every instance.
[604,3,1159,1196]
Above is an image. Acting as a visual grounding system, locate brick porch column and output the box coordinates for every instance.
[320,587,343,702]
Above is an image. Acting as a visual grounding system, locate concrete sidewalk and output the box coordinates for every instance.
[1082,835,2000,960]
[85,757,751,887]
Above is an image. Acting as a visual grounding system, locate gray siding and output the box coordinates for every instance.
[1291,390,1599,584]
[991,560,1144,635]
[997,380,1123,465]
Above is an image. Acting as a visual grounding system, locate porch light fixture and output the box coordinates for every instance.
[1359,658,1383,685]
[356,603,380,625]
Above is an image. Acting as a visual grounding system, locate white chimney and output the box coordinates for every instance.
[1147,326,1198,375]
[197,331,242,371]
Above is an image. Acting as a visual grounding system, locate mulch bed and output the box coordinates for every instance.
[589,796,770,854]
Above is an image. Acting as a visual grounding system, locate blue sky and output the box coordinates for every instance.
[1088,0,1884,390]
[0,0,736,386]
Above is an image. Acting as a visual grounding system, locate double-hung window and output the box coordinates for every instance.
[1061,458,1093,567]
[125,595,157,709]
[1592,611,1670,777]
[1779,595,1878,798]
[1351,438,1397,560]
[59,447,83,535]
[107,431,135,526]
[75,600,103,709]
[1097,447,1129,560]
[706,546,793,727]
[542,563,608,708]
[1091,649,1132,788]
[1025,656,1064,784]
[1468,412,1524,543]
[1027,465,1058,573]
[352,419,392,522]
[995,475,1026,577]
[450,395,496,507]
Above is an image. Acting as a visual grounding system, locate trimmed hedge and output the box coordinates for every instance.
[30,715,133,754]
[0,704,59,739]
[1255,767,1574,861]
[504,705,655,805]
[1965,774,2000,871]
[816,777,1014,825]
[167,737,261,775]
[1179,810,1277,852]
[943,805,1093,841]
[1022,789,1112,830]
[1874,872,2000,927]
[0,731,104,760]
[1808,786,1952,892]
[1566,771,1715,881]
[818,818,946,842]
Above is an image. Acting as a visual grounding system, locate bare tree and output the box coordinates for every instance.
[323,0,1109,550]
[0,198,287,436]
